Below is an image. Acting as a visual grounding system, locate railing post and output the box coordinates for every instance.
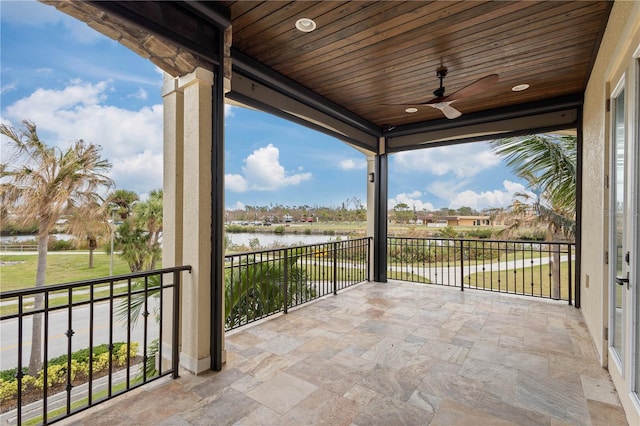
[333,242,338,295]
[283,249,289,314]
[459,239,464,291]
[172,270,181,379]
[368,237,372,282]
[567,243,573,306]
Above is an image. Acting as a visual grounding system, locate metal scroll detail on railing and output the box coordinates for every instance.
[224,238,371,330]
[387,237,575,304]
[0,266,190,425]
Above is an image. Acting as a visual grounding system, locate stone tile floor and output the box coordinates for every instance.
[61,281,628,425]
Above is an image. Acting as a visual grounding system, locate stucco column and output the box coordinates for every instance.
[178,67,214,374]
[161,73,185,370]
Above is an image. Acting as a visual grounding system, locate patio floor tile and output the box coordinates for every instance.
[59,280,629,426]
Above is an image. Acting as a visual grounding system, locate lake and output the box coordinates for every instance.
[1,232,343,249]
[0,234,74,243]
[226,232,342,248]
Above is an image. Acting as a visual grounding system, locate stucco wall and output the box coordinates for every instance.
[582,1,640,424]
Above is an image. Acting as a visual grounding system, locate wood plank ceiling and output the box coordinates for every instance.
[221,1,611,130]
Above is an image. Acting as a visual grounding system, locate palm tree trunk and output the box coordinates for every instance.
[28,232,48,375]
[88,236,96,269]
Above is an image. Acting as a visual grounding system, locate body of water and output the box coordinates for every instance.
[0,234,74,243]
[227,232,342,248]
[1,232,342,249]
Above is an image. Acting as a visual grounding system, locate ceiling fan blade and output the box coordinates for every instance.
[427,101,462,119]
[445,74,499,102]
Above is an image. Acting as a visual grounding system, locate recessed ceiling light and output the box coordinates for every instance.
[405,107,418,113]
[512,84,530,92]
[295,18,317,32]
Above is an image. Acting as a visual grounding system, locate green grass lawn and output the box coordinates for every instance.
[465,261,575,300]
[0,252,132,292]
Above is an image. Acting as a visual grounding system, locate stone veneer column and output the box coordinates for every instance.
[161,73,184,370]
[177,67,214,373]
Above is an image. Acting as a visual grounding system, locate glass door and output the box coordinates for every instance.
[634,59,640,398]
[610,83,627,365]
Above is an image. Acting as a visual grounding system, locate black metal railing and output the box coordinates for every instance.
[225,237,370,330]
[0,266,190,425]
[388,237,575,303]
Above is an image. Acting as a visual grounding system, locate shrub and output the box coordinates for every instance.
[465,228,494,239]
[0,342,139,404]
[438,226,458,238]
[273,225,285,235]
[515,229,547,241]
[49,238,74,251]
[225,225,245,233]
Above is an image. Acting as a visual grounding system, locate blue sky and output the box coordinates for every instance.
[1,0,530,212]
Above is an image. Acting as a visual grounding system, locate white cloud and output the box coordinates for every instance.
[389,192,435,211]
[2,80,163,195]
[235,144,312,191]
[427,179,472,201]
[228,201,246,211]
[449,180,533,210]
[339,158,366,170]
[128,88,148,100]
[393,143,500,178]
[0,83,16,94]
[225,173,248,192]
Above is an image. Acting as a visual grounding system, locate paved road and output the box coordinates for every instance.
[0,299,160,371]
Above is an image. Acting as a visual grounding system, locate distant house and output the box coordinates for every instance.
[54,218,69,233]
[419,215,492,227]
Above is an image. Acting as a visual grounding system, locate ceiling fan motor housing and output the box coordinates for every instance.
[434,68,448,98]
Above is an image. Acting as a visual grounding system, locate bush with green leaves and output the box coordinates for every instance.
[49,238,75,251]
[0,342,138,404]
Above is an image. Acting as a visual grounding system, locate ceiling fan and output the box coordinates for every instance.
[389,68,499,119]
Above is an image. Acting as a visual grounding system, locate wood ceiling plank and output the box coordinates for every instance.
[349,49,593,110]
[294,1,605,90]
[286,1,556,81]
[363,74,588,127]
[263,1,417,67]
[240,1,386,59]
[318,29,598,103]
[221,0,611,130]
[234,1,330,45]
[264,1,489,71]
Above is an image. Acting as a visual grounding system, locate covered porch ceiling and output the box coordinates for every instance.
[61,1,612,153]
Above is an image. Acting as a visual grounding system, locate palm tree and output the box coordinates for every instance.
[115,220,149,272]
[66,201,111,268]
[491,134,576,239]
[1,120,113,374]
[108,189,139,220]
[225,249,314,329]
[492,134,576,299]
[114,190,163,272]
[134,189,163,270]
